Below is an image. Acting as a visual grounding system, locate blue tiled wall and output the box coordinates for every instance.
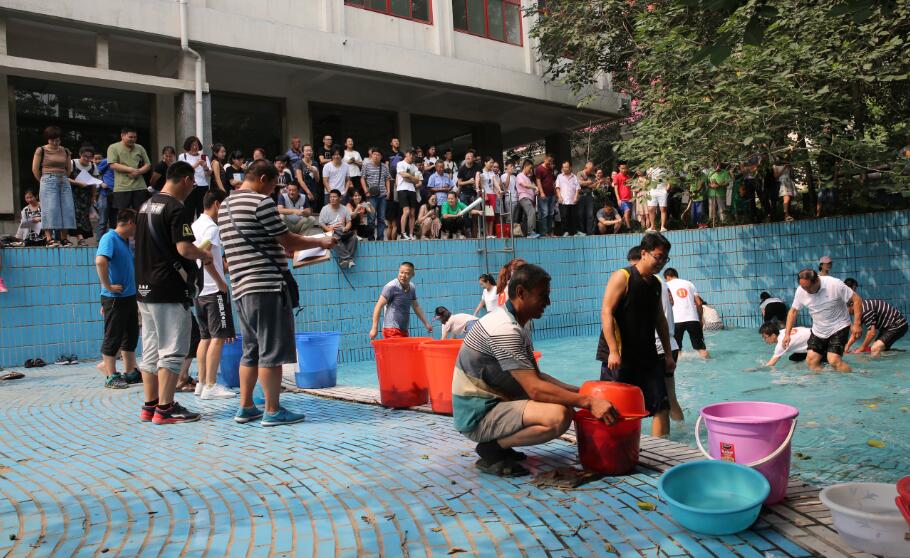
[1,210,908,367]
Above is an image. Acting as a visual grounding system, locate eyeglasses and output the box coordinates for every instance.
[647,251,671,264]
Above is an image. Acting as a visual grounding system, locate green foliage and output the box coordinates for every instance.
[529,0,910,195]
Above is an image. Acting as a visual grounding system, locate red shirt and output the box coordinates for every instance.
[535,164,556,196]
[613,172,632,201]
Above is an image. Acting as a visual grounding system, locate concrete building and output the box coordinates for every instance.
[0,0,623,222]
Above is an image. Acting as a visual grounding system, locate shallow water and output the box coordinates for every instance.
[336,329,909,485]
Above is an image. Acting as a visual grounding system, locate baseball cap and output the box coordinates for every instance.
[819,256,832,264]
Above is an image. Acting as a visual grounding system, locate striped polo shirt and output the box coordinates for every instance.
[452,304,537,433]
[861,299,907,331]
[218,189,289,299]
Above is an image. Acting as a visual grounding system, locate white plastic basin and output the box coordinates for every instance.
[819,482,910,558]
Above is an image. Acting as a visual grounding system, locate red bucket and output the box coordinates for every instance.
[495,223,511,238]
[574,410,642,475]
[419,339,462,414]
[371,337,432,408]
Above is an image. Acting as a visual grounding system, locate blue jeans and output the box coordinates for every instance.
[94,193,109,238]
[370,195,387,240]
[39,173,76,231]
[536,196,557,235]
[691,200,704,225]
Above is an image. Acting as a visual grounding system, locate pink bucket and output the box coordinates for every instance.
[696,401,799,505]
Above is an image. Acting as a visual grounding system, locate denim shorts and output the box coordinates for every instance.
[39,173,75,230]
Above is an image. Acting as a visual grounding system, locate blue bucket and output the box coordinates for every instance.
[658,461,770,535]
[218,336,243,388]
[294,332,340,388]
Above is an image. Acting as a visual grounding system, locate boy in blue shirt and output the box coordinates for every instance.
[95,208,140,389]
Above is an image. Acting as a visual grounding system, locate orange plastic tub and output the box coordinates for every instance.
[419,339,463,414]
[371,337,432,408]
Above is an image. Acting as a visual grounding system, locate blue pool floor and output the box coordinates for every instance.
[337,328,910,486]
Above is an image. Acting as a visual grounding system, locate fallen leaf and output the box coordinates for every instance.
[867,439,886,448]
[636,501,657,511]
[419,455,430,460]
[865,403,878,409]
[447,548,467,555]
[360,515,373,524]
[431,527,442,533]
[899,407,908,413]
[384,513,396,521]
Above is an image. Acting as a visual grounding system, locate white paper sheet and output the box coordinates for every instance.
[76,169,103,186]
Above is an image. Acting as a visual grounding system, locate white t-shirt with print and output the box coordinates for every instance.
[666,278,700,323]
[396,161,419,192]
[790,276,854,338]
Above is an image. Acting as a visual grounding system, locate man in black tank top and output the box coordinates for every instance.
[597,233,676,436]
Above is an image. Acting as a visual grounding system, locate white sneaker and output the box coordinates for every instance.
[659,227,668,232]
[562,232,570,237]
[201,384,237,399]
[575,232,587,237]
[457,233,466,239]
[194,381,204,397]
[486,235,496,239]
[645,227,657,232]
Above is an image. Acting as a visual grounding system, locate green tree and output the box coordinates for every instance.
[531,0,910,207]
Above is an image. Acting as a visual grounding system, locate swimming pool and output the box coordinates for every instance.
[336,329,909,486]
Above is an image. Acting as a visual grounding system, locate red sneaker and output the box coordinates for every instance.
[152,402,201,425]
[140,405,155,422]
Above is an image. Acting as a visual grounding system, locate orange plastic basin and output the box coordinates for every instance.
[575,409,641,475]
[419,339,463,414]
[372,337,432,408]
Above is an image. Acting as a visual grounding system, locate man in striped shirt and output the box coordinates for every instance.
[452,264,618,477]
[218,160,336,427]
[844,278,907,356]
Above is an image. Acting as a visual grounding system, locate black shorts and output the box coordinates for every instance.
[674,321,706,350]
[194,292,236,339]
[112,189,150,211]
[188,316,201,359]
[385,199,401,221]
[397,190,418,209]
[599,359,669,416]
[763,301,788,323]
[807,326,850,357]
[100,295,139,356]
[877,323,907,350]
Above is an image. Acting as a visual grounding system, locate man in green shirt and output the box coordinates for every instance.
[441,191,468,239]
[707,164,729,226]
[108,127,152,212]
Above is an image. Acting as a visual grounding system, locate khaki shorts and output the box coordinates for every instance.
[463,400,529,443]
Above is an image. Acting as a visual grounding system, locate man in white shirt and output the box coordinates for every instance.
[555,161,582,237]
[191,190,237,399]
[760,322,813,366]
[396,149,422,240]
[434,306,478,340]
[663,268,709,358]
[343,137,362,192]
[783,269,861,372]
[322,146,352,198]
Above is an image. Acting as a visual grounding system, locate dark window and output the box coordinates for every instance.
[345,0,432,23]
[211,92,283,162]
[452,0,522,45]
[310,102,397,159]
[11,77,152,212]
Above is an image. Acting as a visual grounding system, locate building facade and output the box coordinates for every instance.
[0,0,623,220]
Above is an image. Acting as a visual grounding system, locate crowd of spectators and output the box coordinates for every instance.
[10,126,896,249]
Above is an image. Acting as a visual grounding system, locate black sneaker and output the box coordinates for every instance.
[105,373,129,389]
[123,369,142,384]
[152,402,201,425]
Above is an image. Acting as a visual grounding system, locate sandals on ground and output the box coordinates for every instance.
[1,372,25,381]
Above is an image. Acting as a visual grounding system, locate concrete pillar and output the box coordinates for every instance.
[0,74,13,215]
[0,17,7,55]
[545,132,572,166]
[175,91,212,152]
[153,93,176,156]
[434,0,454,56]
[521,0,538,75]
[95,33,109,70]
[286,95,311,145]
[473,122,504,162]
[397,111,412,148]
